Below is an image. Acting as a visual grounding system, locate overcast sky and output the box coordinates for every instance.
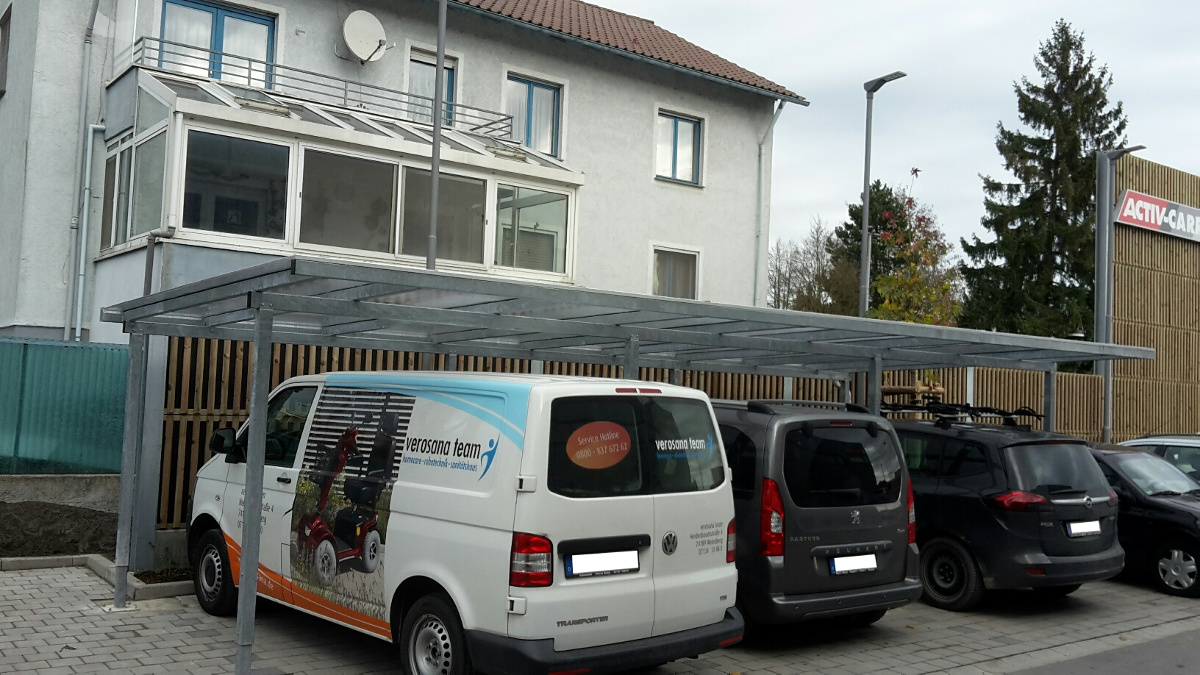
[591,0,1200,257]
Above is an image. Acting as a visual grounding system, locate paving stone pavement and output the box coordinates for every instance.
[3,565,1200,674]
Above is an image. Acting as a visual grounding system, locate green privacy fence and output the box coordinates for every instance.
[0,338,129,474]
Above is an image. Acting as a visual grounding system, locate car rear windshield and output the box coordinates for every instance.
[1004,443,1108,495]
[782,427,903,508]
[548,396,725,498]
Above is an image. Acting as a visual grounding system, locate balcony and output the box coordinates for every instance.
[130,36,513,138]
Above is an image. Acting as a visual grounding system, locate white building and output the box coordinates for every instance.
[0,0,803,344]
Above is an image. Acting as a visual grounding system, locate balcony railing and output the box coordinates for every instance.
[131,37,513,138]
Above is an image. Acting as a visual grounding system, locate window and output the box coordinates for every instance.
[901,433,944,477]
[495,185,568,273]
[408,51,455,126]
[101,88,171,248]
[0,6,10,98]
[237,386,317,468]
[161,0,275,87]
[782,427,902,508]
[505,75,560,156]
[299,150,398,254]
[653,249,697,299]
[941,440,990,478]
[400,168,487,263]
[656,112,701,184]
[719,424,758,496]
[547,396,724,498]
[1003,444,1109,494]
[182,131,289,239]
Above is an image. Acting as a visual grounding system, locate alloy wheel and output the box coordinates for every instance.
[1158,548,1198,590]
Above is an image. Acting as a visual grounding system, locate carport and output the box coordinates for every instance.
[101,256,1153,673]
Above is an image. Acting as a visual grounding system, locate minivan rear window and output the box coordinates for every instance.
[782,427,902,508]
[548,396,724,498]
[1004,443,1108,495]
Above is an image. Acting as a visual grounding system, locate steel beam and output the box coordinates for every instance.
[868,356,883,416]
[234,310,273,674]
[112,333,146,609]
[1043,366,1057,432]
[624,336,640,380]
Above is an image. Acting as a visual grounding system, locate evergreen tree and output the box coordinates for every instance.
[959,20,1127,338]
[828,180,916,310]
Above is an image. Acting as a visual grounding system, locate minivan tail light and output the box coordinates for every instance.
[510,533,553,587]
[727,518,737,563]
[907,479,916,545]
[760,478,785,556]
[1110,489,1119,506]
[988,491,1052,512]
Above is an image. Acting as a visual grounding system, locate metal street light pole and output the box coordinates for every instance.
[1095,144,1145,443]
[858,71,906,318]
[427,0,448,271]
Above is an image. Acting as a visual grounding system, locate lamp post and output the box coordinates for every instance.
[1095,144,1145,443]
[858,71,907,317]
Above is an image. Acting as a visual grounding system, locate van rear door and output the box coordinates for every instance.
[778,423,908,595]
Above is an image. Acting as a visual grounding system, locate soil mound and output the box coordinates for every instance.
[0,501,117,558]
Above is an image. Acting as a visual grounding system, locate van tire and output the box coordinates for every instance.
[920,538,985,611]
[400,593,471,675]
[193,530,237,616]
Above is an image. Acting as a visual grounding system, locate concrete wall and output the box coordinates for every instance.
[111,0,778,306]
[0,474,120,512]
[0,0,119,338]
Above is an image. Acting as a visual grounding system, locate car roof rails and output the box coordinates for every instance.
[743,399,870,415]
[881,402,1043,429]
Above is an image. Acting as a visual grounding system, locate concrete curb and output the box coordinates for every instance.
[0,554,193,601]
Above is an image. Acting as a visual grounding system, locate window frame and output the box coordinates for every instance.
[650,244,701,300]
[0,5,11,99]
[655,109,704,186]
[493,180,572,276]
[159,0,277,84]
[503,69,565,158]
[101,86,174,250]
[294,143,403,258]
[406,45,458,127]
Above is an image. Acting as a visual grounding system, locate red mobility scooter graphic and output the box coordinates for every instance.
[296,412,398,586]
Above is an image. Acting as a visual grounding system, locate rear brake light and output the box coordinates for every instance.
[988,491,1052,512]
[829,420,853,427]
[615,387,637,393]
[510,533,553,587]
[760,478,785,556]
[727,518,737,563]
[907,479,916,545]
[638,388,661,394]
[1110,489,1119,505]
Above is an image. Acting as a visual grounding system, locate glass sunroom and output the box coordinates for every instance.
[98,42,583,282]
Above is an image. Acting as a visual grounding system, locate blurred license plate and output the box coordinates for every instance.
[830,554,877,575]
[1068,520,1101,537]
[565,551,639,578]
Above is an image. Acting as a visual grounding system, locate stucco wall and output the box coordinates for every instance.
[113,0,778,307]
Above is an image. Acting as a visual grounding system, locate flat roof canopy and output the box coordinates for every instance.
[102,257,1153,378]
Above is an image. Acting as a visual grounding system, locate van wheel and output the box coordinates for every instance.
[314,539,338,586]
[194,530,236,616]
[1153,541,1200,597]
[401,593,471,675]
[920,538,985,611]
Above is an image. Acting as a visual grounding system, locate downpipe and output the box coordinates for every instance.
[65,0,103,341]
[143,226,178,297]
[753,101,786,307]
[73,124,106,342]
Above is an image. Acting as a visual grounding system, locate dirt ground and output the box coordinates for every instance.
[0,501,117,558]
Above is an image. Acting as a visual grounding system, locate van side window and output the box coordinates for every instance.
[260,386,317,467]
[940,440,993,487]
[899,433,944,478]
[718,424,757,497]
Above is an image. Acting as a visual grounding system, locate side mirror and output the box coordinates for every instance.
[209,428,236,454]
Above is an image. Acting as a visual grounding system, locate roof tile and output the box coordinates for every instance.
[455,0,801,101]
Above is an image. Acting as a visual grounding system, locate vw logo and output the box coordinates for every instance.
[1084,496,1093,509]
[850,509,861,525]
[662,531,678,555]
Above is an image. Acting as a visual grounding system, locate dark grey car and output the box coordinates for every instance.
[714,400,922,628]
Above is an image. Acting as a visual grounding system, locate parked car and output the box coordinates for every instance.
[1091,445,1200,597]
[712,400,922,629]
[889,407,1123,611]
[188,372,743,674]
[1119,434,1200,483]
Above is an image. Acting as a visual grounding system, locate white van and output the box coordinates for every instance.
[187,372,743,673]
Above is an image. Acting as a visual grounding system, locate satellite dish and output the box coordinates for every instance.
[343,10,387,64]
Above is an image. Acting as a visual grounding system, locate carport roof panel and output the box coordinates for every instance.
[101,257,1154,377]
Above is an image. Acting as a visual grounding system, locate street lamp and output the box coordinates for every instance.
[858,71,907,317]
[1095,144,1145,443]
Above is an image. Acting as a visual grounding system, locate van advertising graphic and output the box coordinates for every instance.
[566,421,631,469]
[1115,189,1200,243]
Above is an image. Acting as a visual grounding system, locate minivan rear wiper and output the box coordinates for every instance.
[1149,490,1183,497]
[1047,485,1086,495]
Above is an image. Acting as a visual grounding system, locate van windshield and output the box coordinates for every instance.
[1004,443,1109,496]
[548,396,724,498]
[783,427,902,507]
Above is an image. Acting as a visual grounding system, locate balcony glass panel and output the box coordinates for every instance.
[136,88,169,134]
[182,131,288,240]
[299,150,397,254]
[401,168,486,264]
[131,131,168,236]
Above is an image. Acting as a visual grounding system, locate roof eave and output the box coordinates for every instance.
[450,1,809,106]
